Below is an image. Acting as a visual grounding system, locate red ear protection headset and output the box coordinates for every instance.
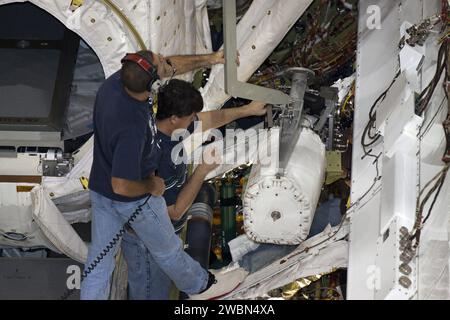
[121,52,160,92]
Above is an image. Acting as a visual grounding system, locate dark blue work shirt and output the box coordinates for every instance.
[89,71,159,202]
[157,122,195,206]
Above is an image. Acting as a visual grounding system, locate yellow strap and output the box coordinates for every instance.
[16,185,35,193]
[80,177,89,190]
[70,0,84,8]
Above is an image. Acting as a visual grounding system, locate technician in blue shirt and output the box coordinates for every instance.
[81,50,247,300]
[121,79,267,299]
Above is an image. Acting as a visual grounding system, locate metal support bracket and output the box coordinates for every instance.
[278,67,315,170]
[223,0,291,105]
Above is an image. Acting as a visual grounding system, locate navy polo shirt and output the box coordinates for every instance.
[89,71,159,202]
[157,122,196,206]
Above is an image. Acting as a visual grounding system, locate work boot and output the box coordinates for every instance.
[189,267,248,300]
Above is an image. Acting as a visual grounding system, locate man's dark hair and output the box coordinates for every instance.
[121,50,155,93]
[156,79,204,120]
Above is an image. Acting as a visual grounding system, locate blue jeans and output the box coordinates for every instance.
[80,191,208,300]
[122,231,172,300]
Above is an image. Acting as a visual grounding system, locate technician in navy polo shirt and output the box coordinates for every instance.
[81,50,247,300]
[121,79,267,300]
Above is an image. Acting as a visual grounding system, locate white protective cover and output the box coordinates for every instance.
[243,128,326,244]
[30,186,88,263]
[201,0,314,110]
[0,183,59,252]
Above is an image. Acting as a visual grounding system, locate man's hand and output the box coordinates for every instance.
[210,50,225,65]
[161,51,240,77]
[210,50,240,66]
[112,176,165,198]
[169,147,221,221]
[147,173,166,196]
[244,101,267,117]
[197,146,221,176]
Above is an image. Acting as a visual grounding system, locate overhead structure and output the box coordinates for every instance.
[222,0,291,105]
[201,0,314,110]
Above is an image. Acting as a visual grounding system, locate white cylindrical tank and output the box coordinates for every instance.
[243,128,326,245]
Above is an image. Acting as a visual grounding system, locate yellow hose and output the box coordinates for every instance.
[341,82,355,113]
[99,0,147,50]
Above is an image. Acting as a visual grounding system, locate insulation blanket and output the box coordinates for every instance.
[30,185,88,263]
[223,223,349,299]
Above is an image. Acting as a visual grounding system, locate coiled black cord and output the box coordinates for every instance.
[60,195,152,300]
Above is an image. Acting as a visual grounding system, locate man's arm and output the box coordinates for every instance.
[157,51,224,78]
[168,149,219,220]
[197,101,267,132]
[112,173,165,198]
[167,167,208,220]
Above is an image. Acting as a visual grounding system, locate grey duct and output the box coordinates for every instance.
[184,183,216,269]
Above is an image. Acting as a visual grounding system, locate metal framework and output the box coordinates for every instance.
[222,0,291,105]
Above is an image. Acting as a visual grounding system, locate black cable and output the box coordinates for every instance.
[410,166,449,244]
[355,70,404,226]
[418,40,448,114]
[422,171,446,225]
[60,194,152,300]
[361,70,401,156]
[419,98,446,139]
[409,39,449,243]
